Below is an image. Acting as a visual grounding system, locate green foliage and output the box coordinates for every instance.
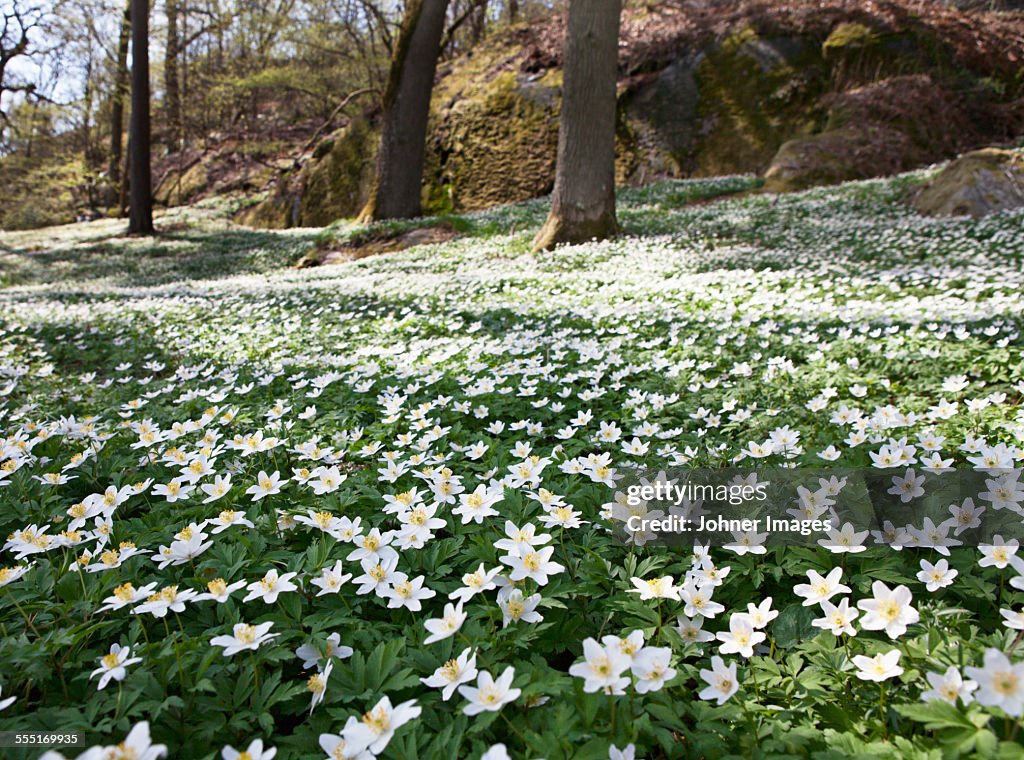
[0,172,1023,758]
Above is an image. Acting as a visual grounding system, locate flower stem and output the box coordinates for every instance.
[114,682,123,723]
[249,649,261,709]
[879,683,888,740]
[499,708,529,747]
[5,588,41,638]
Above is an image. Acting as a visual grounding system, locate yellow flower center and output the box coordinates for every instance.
[114,583,135,601]
[440,659,461,681]
[995,672,1020,696]
[879,601,900,621]
[237,625,257,644]
[362,706,391,735]
[480,685,502,704]
[105,742,139,759]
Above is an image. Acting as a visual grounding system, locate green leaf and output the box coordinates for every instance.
[772,604,815,649]
[895,700,975,730]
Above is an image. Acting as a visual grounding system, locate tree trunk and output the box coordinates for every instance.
[128,0,154,234]
[357,0,449,222]
[180,0,188,139]
[108,1,131,189]
[119,140,130,216]
[532,0,621,252]
[164,0,181,148]
[82,54,94,165]
[470,1,486,44]
[507,0,518,23]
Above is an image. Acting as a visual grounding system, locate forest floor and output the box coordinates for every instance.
[2,170,1024,759]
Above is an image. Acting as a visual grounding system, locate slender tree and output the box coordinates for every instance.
[108,1,130,189]
[128,0,153,234]
[532,0,622,252]
[164,0,181,146]
[357,0,449,222]
[0,2,45,125]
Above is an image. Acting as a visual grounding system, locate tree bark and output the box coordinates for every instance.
[357,0,449,222]
[108,1,131,189]
[469,1,486,44]
[82,54,94,165]
[164,0,181,147]
[532,0,621,252]
[128,0,154,234]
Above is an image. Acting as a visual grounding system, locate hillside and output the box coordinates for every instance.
[242,0,1024,227]
[2,0,1022,232]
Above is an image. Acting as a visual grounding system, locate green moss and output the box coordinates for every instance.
[426,66,561,212]
[693,28,827,176]
[155,160,208,206]
[0,155,89,230]
[297,117,378,226]
[822,22,878,55]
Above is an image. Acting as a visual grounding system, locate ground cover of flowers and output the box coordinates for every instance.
[2,171,1024,759]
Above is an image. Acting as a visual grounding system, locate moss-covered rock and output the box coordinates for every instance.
[764,74,984,192]
[426,58,562,212]
[155,159,209,206]
[233,196,293,229]
[690,28,828,177]
[912,148,1024,217]
[821,21,949,86]
[238,117,377,228]
[297,117,378,226]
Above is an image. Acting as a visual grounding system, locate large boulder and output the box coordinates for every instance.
[764,74,983,192]
[426,65,562,212]
[237,117,377,228]
[912,148,1024,217]
[155,158,208,206]
[764,124,915,191]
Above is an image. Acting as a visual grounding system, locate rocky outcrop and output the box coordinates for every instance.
[620,28,828,181]
[912,148,1024,217]
[764,74,987,191]
[235,118,377,228]
[240,1,1024,228]
[155,157,209,206]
